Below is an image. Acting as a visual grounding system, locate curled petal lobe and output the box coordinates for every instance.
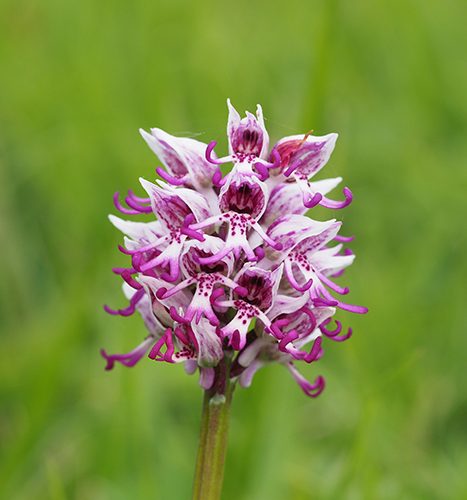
[286,363,326,397]
[319,187,353,210]
[101,334,156,370]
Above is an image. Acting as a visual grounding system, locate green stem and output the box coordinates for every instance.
[191,359,235,500]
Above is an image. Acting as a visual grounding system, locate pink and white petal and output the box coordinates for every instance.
[227,99,242,156]
[255,104,269,159]
[273,133,337,180]
[291,221,342,256]
[292,133,338,179]
[308,176,343,197]
[140,127,217,189]
[198,367,216,389]
[191,318,224,367]
[261,182,308,227]
[238,358,268,388]
[139,179,191,230]
[122,235,146,252]
[226,99,269,158]
[267,292,310,320]
[140,128,188,177]
[266,215,338,262]
[169,184,212,223]
[238,337,272,368]
[312,306,337,327]
[137,275,192,326]
[268,265,284,308]
[312,248,355,276]
[184,359,198,375]
[169,138,218,190]
[109,215,166,242]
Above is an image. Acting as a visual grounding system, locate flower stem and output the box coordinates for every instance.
[192,359,234,500]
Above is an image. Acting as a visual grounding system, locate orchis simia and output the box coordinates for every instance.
[102,99,367,499]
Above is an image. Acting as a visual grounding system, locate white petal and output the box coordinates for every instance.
[109,214,165,242]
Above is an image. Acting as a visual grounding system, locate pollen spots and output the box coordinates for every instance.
[233,300,257,322]
[291,251,312,272]
[171,231,182,244]
[294,232,327,255]
[197,274,215,294]
[174,347,196,360]
[226,213,249,239]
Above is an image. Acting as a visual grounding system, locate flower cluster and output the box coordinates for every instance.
[102,100,367,397]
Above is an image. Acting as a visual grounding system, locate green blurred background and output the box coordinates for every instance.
[1,0,466,498]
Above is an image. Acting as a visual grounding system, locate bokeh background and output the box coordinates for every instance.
[1,0,466,498]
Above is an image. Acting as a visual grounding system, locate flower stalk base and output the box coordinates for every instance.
[192,359,234,500]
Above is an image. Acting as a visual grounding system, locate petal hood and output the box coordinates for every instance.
[140,128,218,190]
[227,99,269,159]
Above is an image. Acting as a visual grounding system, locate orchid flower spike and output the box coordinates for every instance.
[103,99,367,397]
